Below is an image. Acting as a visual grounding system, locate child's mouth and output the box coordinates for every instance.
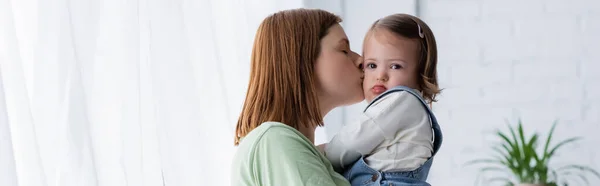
[371,85,387,94]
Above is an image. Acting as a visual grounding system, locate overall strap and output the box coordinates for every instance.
[364,86,443,156]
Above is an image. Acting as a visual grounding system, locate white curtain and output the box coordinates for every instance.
[0,0,303,185]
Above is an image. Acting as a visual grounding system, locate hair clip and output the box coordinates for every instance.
[418,24,424,38]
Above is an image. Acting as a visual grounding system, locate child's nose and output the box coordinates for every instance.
[376,71,388,82]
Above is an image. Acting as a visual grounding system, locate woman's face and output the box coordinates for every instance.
[314,24,364,114]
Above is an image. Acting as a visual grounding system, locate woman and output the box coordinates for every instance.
[231,9,364,185]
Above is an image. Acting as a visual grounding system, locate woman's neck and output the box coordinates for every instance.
[299,95,335,144]
[301,100,335,144]
[297,123,316,144]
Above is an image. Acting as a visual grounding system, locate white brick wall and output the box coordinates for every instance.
[307,0,600,185]
[420,0,600,185]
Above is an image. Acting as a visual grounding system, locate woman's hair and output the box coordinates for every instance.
[234,9,341,145]
[365,13,440,103]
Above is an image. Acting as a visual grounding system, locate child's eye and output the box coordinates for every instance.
[366,63,377,69]
[342,50,349,54]
[390,64,402,69]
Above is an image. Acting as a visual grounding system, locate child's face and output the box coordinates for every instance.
[362,29,420,102]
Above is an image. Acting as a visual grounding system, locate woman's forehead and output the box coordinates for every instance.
[323,24,348,41]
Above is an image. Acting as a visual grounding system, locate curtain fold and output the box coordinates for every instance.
[0,0,304,185]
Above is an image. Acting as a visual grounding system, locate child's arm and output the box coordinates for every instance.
[324,91,428,170]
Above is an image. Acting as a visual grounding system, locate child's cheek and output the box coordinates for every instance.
[362,72,374,90]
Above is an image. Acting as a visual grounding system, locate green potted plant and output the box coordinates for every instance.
[467,119,600,186]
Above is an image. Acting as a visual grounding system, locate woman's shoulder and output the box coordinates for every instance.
[232,122,349,186]
[232,122,317,185]
[244,121,302,139]
[234,121,321,169]
[238,121,313,150]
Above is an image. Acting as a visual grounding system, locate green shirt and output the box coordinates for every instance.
[231,122,350,186]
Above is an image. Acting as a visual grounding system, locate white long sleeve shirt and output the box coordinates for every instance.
[324,91,433,172]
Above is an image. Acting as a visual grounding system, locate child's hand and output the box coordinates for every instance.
[316,143,327,154]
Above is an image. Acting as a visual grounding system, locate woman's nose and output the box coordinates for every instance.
[350,51,364,79]
[350,51,362,69]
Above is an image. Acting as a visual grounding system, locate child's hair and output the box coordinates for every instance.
[365,13,440,103]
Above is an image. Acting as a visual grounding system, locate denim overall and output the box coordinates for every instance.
[343,86,443,186]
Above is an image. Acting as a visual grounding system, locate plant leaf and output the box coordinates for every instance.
[542,120,558,162]
[528,133,547,183]
[562,171,590,186]
[480,167,508,173]
[518,122,529,168]
[524,132,540,182]
[474,168,486,186]
[497,131,515,151]
[527,133,538,154]
[547,137,582,160]
[493,146,509,159]
[559,171,586,186]
[497,129,523,178]
[508,119,528,182]
[557,165,600,180]
[550,169,559,182]
[500,144,518,171]
[507,120,525,181]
